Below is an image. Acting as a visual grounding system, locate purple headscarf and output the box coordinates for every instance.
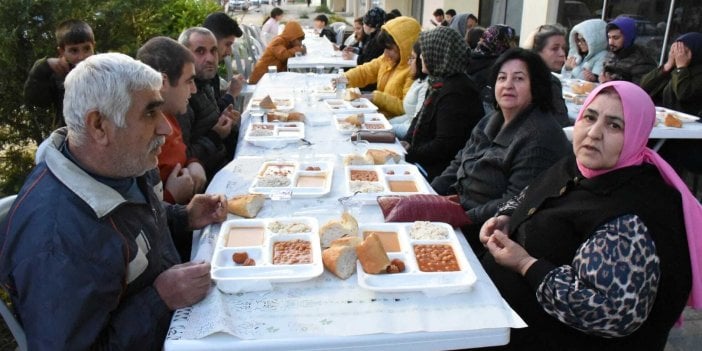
[576,81,702,311]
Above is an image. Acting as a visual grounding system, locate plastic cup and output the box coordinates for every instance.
[268,66,277,75]
[316,65,324,75]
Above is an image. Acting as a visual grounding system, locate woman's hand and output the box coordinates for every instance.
[479,215,510,246]
[564,56,577,70]
[485,231,537,276]
[673,42,692,69]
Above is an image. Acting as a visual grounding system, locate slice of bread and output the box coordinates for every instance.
[227,194,265,218]
[366,149,401,165]
[343,153,374,166]
[343,87,362,101]
[322,244,358,279]
[319,212,359,248]
[260,95,276,110]
[344,113,364,127]
[664,113,683,128]
[356,233,390,274]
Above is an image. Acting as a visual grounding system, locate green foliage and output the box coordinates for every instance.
[315,5,332,14]
[329,15,348,25]
[299,11,309,19]
[0,0,222,194]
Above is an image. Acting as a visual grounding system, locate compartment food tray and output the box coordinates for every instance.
[655,106,699,123]
[249,96,295,111]
[356,222,476,293]
[212,217,323,293]
[249,158,334,198]
[333,112,392,134]
[323,98,378,113]
[244,122,305,148]
[344,164,430,203]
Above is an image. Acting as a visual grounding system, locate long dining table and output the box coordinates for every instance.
[163,72,525,350]
[559,76,702,150]
[287,29,357,71]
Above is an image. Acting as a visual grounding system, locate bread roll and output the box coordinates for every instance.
[356,233,390,274]
[343,153,374,165]
[319,212,359,248]
[322,238,361,279]
[664,113,682,128]
[227,194,265,218]
[260,95,276,110]
[344,113,364,127]
[366,149,401,165]
[287,111,305,122]
[343,88,362,101]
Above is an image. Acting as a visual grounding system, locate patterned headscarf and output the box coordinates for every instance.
[363,7,386,29]
[575,81,702,311]
[419,26,469,82]
[676,32,702,66]
[474,24,516,56]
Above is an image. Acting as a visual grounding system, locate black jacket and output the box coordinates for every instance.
[404,73,483,181]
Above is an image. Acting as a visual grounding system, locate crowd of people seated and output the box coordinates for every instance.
[5,5,702,350]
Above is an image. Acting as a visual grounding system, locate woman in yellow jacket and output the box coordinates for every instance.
[343,16,421,118]
[249,21,306,84]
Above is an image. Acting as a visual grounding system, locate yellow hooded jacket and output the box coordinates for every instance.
[249,21,305,84]
[344,16,421,117]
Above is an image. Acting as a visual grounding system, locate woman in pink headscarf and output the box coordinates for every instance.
[477,80,702,350]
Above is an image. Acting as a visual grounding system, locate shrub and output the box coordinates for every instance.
[0,0,220,194]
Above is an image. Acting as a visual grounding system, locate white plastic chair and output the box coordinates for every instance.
[0,194,27,351]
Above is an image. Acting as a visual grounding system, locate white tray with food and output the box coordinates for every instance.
[250,95,295,111]
[311,85,338,100]
[243,122,305,148]
[323,98,378,113]
[264,111,305,123]
[249,159,334,198]
[355,221,476,294]
[655,107,700,124]
[344,164,429,203]
[333,113,392,134]
[211,217,323,293]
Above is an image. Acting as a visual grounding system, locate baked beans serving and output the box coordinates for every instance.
[349,169,378,181]
[272,239,312,265]
[414,244,460,272]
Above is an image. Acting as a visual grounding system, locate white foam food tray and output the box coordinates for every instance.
[333,113,392,135]
[249,96,295,111]
[212,217,323,293]
[244,122,305,148]
[323,98,378,113]
[356,222,476,294]
[655,106,699,123]
[248,159,334,198]
[344,164,429,203]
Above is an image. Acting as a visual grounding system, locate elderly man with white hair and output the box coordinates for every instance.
[0,53,227,350]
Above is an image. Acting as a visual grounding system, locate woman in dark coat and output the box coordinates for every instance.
[479,81,702,350]
[401,26,483,181]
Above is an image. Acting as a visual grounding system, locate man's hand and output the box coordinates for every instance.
[212,114,233,139]
[154,261,211,310]
[222,104,241,126]
[186,193,227,230]
[165,163,194,204]
[581,68,597,82]
[227,74,245,97]
[186,162,207,193]
[479,215,511,247]
[672,42,692,69]
[485,231,537,276]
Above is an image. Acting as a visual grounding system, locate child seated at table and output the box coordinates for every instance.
[314,14,336,43]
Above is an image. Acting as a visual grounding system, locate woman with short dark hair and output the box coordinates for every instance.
[432,48,571,251]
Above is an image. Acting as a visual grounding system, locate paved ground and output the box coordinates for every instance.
[0,2,700,350]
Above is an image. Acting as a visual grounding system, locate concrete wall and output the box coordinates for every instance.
[519,0,559,46]
[385,0,411,17]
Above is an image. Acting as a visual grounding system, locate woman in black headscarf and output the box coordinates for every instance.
[401,26,483,181]
[467,25,517,114]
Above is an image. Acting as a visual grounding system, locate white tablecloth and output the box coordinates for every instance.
[288,33,357,70]
[164,73,526,350]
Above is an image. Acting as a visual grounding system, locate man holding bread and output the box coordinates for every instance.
[0,53,227,350]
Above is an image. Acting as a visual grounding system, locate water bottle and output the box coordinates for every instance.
[336,68,346,99]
